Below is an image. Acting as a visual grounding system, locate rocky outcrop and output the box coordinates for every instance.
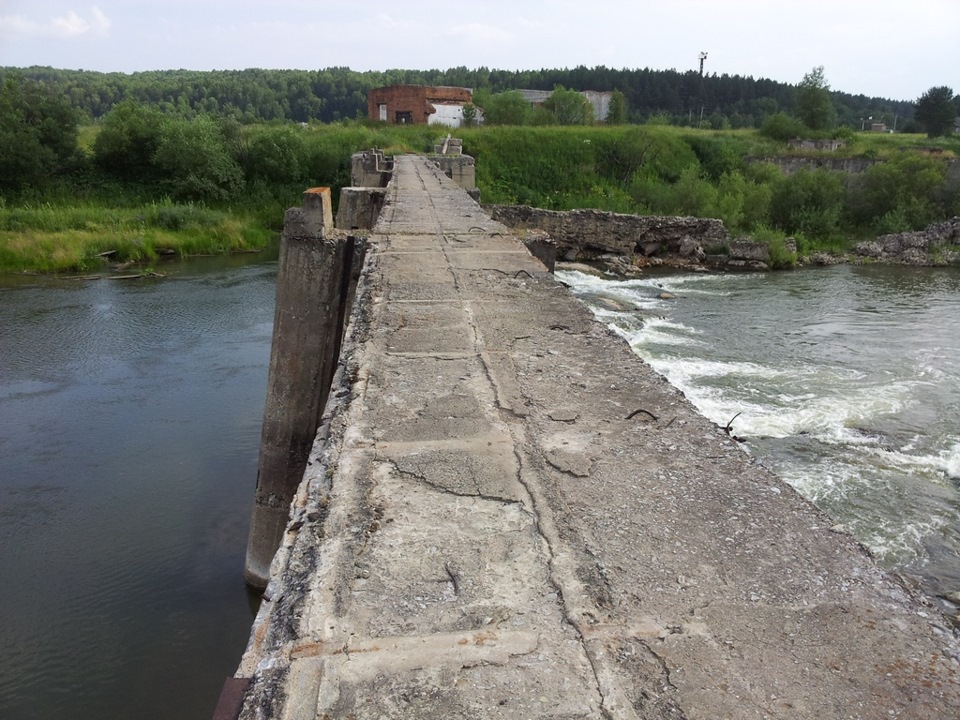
[486,204,782,271]
[486,205,729,260]
[488,205,960,273]
[853,217,960,265]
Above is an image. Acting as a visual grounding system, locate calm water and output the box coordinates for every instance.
[0,254,277,720]
[560,264,960,599]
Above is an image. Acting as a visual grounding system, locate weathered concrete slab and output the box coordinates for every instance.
[236,156,960,719]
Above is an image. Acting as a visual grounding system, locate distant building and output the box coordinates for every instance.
[367,85,480,128]
[516,89,613,121]
[870,122,888,133]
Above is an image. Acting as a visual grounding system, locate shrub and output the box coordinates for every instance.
[242,124,309,184]
[769,169,844,239]
[93,100,166,179]
[845,153,948,231]
[751,225,798,268]
[153,115,244,202]
[759,112,806,142]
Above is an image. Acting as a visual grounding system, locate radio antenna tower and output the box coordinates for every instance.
[697,52,708,127]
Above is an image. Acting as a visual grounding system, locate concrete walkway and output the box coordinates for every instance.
[235,156,960,719]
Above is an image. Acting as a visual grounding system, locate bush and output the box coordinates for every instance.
[845,153,948,231]
[751,225,798,268]
[153,116,244,202]
[243,124,309,184]
[769,169,844,239]
[759,112,806,142]
[672,164,717,216]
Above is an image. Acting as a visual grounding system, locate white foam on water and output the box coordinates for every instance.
[944,441,960,480]
[563,268,960,569]
[652,272,755,296]
[774,458,949,564]
[858,518,947,564]
[619,316,704,348]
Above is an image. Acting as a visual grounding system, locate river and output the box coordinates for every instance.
[2,259,958,720]
[0,253,277,720]
[558,263,960,603]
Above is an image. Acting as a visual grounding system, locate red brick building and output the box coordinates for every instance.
[368,85,475,127]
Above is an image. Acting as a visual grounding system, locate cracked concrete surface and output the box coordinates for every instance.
[236,156,960,719]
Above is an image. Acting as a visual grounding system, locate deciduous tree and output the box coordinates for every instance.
[0,74,79,191]
[153,115,243,202]
[606,90,627,124]
[93,100,166,178]
[481,90,532,125]
[543,86,594,126]
[795,66,834,131]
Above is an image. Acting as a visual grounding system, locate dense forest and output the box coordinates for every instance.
[0,64,918,130]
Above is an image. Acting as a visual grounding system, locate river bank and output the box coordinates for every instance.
[0,200,278,274]
[489,204,960,273]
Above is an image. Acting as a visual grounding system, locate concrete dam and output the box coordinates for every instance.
[220,153,960,719]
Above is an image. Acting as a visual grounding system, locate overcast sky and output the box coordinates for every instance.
[1,1,956,101]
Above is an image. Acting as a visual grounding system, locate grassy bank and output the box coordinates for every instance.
[3,121,958,273]
[1,122,452,274]
[0,200,274,273]
[459,125,960,261]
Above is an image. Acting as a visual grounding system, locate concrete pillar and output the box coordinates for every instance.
[335,187,387,230]
[244,188,353,589]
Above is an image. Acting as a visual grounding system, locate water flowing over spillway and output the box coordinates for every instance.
[559,264,960,596]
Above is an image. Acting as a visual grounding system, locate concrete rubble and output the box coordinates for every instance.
[234,155,960,719]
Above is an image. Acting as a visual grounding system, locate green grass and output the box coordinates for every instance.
[0,200,273,273]
[6,122,957,273]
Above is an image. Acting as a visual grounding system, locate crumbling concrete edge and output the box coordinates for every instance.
[234,241,381,719]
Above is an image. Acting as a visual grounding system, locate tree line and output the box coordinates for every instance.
[0,64,924,131]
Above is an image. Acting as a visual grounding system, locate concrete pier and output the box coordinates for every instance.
[244,188,355,588]
[234,156,960,718]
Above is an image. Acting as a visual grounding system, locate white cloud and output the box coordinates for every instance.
[0,5,111,38]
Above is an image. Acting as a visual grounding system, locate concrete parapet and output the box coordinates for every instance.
[243,189,357,589]
[433,137,463,155]
[335,187,387,230]
[521,230,556,272]
[433,154,476,193]
[350,150,393,188]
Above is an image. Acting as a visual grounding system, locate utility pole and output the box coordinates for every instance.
[697,51,708,128]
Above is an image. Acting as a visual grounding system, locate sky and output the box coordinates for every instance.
[0,0,957,101]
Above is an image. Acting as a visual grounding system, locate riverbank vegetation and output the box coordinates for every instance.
[460,125,959,255]
[1,70,958,273]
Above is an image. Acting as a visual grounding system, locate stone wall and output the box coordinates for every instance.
[486,205,729,261]
[746,156,881,175]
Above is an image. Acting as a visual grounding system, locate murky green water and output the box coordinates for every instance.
[0,253,276,720]
[560,264,960,600]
